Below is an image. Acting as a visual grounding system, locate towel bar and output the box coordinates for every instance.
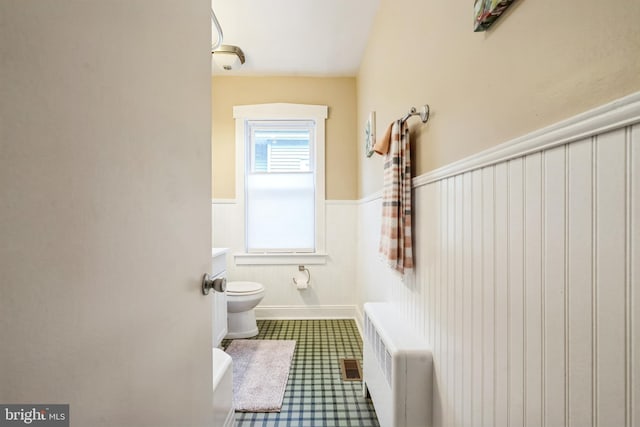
[401,105,430,124]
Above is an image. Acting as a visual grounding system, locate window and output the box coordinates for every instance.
[233,104,328,265]
[246,121,315,252]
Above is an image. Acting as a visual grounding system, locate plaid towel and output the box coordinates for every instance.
[378,120,413,274]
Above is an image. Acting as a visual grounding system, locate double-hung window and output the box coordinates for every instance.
[233,104,328,264]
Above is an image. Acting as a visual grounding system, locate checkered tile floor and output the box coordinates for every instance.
[222,319,380,427]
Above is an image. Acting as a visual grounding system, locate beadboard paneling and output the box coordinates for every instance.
[631,125,639,427]
[567,138,594,427]
[357,122,639,427]
[595,129,627,427]
[524,152,544,427]
[544,145,567,427]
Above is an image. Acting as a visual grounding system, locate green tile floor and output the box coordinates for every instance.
[222,319,380,427]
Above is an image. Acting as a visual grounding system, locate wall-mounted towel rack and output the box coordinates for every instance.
[401,105,430,124]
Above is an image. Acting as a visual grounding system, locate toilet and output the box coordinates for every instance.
[225,281,265,339]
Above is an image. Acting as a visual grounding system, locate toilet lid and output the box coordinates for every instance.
[227,281,264,295]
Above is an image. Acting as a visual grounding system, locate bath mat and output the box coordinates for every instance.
[225,339,296,412]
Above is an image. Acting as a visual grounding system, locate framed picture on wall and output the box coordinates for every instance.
[364,111,376,158]
[474,0,515,31]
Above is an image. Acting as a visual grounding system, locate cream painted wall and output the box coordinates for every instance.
[357,0,640,197]
[212,76,358,200]
[0,1,213,425]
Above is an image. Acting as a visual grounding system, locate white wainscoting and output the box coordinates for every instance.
[213,199,358,316]
[357,93,640,427]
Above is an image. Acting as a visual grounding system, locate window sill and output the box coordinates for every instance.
[234,252,328,266]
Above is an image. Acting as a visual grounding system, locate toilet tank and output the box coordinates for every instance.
[212,248,228,348]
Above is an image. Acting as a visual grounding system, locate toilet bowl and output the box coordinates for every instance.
[225,281,265,339]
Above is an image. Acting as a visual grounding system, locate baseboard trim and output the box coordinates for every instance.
[255,305,358,320]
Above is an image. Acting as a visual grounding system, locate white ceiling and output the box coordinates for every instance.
[211,0,381,76]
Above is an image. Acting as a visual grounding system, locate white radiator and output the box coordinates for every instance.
[363,302,432,427]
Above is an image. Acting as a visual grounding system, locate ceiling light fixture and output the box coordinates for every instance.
[212,45,246,71]
[210,9,223,50]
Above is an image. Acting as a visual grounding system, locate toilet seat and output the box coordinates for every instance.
[227,281,264,296]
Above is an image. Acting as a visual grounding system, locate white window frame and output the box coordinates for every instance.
[233,103,328,265]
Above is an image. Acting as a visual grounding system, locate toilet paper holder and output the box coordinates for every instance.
[293,265,311,289]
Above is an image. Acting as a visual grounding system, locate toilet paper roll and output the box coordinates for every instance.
[293,271,309,290]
